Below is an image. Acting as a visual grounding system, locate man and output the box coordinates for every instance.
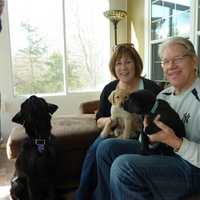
[0,0,5,32]
[94,37,200,200]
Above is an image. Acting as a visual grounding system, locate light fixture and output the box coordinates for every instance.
[104,10,127,45]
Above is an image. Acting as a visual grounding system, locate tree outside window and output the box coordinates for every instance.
[8,0,110,96]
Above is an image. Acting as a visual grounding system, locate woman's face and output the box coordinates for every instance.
[115,55,136,84]
[161,44,197,92]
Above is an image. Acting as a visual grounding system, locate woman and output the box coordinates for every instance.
[75,43,161,200]
[94,37,200,200]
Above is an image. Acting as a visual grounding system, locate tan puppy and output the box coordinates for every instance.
[100,88,141,139]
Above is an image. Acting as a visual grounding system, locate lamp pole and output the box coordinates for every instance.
[113,21,118,45]
[104,10,127,46]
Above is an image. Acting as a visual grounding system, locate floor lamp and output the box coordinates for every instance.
[104,9,127,45]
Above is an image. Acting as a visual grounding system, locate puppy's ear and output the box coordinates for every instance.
[48,103,58,114]
[12,111,24,125]
[108,91,115,104]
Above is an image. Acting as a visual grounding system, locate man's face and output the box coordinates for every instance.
[161,43,197,92]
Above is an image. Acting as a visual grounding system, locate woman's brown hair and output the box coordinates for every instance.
[109,43,143,79]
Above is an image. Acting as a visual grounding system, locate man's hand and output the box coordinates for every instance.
[148,115,183,151]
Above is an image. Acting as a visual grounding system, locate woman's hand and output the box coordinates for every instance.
[97,117,117,129]
[143,115,149,131]
[148,115,183,151]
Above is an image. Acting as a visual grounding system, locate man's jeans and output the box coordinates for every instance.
[94,138,200,200]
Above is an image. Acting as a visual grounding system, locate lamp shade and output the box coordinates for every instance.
[103,10,127,24]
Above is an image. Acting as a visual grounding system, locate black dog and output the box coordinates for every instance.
[10,95,58,200]
[124,89,185,155]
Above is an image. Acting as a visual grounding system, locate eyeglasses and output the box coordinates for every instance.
[161,54,190,66]
[112,43,135,52]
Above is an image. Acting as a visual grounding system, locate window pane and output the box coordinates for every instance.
[8,0,110,96]
[8,0,65,96]
[151,1,165,40]
[151,0,191,40]
[65,0,110,92]
[173,5,191,36]
[151,43,164,80]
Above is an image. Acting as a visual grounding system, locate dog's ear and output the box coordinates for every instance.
[108,91,115,104]
[12,111,24,125]
[48,103,58,114]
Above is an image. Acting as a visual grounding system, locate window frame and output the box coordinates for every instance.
[144,0,200,81]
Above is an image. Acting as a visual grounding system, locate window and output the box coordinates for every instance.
[146,0,194,80]
[8,0,110,96]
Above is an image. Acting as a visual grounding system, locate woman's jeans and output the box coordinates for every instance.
[93,138,200,200]
[75,136,105,200]
[75,136,138,200]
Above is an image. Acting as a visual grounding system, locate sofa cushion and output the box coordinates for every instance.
[7,114,100,159]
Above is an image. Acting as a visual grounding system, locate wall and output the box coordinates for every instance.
[127,0,144,61]
[109,0,127,46]
[0,0,127,140]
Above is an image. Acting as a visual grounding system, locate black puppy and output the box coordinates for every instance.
[10,95,58,200]
[124,89,185,155]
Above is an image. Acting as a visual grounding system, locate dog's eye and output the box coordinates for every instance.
[116,95,120,99]
[124,96,128,100]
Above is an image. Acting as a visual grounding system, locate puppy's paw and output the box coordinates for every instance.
[100,131,109,138]
[118,130,131,140]
[100,124,112,138]
[117,134,127,140]
[114,128,122,137]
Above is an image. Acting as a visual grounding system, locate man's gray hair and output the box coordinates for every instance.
[158,37,197,58]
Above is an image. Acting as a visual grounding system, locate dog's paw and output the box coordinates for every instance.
[10,176,29,200]
[114,128,122,137]
[100,130,109,138]
[117,133,129,140]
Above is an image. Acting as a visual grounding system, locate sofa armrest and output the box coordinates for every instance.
[79,100,100,114]
[7,114,100,160]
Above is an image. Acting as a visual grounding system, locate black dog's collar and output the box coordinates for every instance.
[26,137,51,153]
[34,138,48,153]
[34,139,47,153]
[150,100,159,114]
[34,139,46,145]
